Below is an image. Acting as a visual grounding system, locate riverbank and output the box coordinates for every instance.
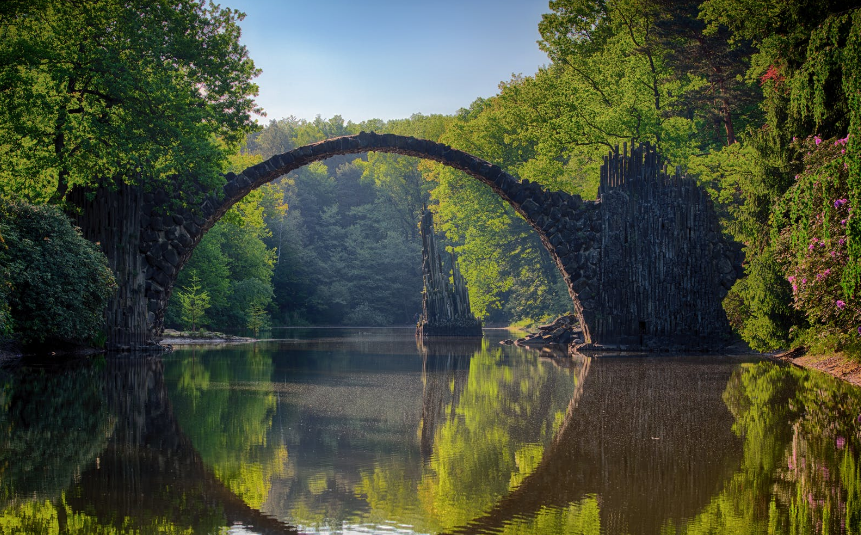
[773,348,861,387]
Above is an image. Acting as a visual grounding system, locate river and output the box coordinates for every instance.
[1,328,860,534]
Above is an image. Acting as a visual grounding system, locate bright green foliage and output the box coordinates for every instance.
[0,199,115,345]
[177,272,210,332]
[166,181,277,331]
[246,304,268,337]
[0,0,260,204]
[687,1,861,351]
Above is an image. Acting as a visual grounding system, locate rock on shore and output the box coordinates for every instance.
[500,314,583,349]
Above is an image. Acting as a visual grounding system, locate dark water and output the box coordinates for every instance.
[2,328,861,534]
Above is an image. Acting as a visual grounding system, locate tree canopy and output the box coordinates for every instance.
[0,0,261,203]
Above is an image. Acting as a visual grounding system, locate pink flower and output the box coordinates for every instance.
[792,283,798,292]
[840,238,846,245]
[788,275,796,282]
[837,436,846,449]
[824,269,831,276]
[841,220,847,226]
[809,243,816,250]
[835,198,848,208]
[802,278,807,284]
[815,136,822,145]
[837,300,846,310]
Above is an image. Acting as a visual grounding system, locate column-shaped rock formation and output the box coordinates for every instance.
[585,142,743,350]
[417,210,482,338]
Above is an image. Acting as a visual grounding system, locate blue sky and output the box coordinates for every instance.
[228,0,551,123]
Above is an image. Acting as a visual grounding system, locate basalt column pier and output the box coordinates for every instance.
[125,133,739,350]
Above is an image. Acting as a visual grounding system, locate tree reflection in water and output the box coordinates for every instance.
[672,361,861,534]
[355,339,579,533]
[0,355,297,535]
[3,338,861,535]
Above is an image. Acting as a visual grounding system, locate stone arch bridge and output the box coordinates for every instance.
[72,132,741,350]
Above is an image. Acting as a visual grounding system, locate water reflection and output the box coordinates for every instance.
[1,331,861,535]
[0,356,297,534]
[673,361,861,534]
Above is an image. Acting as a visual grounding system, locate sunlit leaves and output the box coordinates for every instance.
[0,0,261,202]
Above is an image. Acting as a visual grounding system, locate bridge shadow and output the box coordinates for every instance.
[442,355,745,535]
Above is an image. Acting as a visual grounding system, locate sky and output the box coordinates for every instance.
[227,0,552,124]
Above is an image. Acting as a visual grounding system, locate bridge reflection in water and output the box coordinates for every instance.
[2,332,860,534]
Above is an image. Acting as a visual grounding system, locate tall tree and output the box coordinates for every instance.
[0,0,261,203]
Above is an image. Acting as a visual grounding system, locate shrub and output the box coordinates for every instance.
[773,135,858,349]
[0,199,115,346]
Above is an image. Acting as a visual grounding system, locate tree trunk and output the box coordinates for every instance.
[68,182,151,350]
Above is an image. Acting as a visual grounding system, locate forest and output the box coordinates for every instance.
[1,0,861,355]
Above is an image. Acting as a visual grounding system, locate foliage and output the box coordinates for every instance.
[0,199,115,345]
[166,185,277,332]
[0,227,11,339]
[177,272,210,332]
[246,303,269,337]
[687,1,861,352]
[0,0,260,204]
[772,136,859,347]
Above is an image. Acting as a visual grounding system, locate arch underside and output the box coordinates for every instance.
[138,132,739,351]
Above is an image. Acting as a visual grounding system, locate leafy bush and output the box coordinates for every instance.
[773,136,857,349]
[0,199,115,346]
[723,249,802,352]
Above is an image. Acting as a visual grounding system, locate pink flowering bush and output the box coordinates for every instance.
[775,135,859,347]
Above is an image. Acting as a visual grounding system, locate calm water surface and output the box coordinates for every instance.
[2,328,861,534]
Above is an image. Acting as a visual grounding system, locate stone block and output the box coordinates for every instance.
[521,198,540,215]
[183,220,200,236]
[157,258,175,277]
[164,247,179,267]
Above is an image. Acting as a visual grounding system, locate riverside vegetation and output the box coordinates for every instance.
[1,0,861,359]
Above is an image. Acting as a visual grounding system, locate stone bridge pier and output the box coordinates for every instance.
[79,132,740,351]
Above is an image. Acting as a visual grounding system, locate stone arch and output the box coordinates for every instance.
[141,132,596,343]
[135,133,739,350]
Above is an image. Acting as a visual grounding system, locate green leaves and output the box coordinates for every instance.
[0,0,261,202]
[177,271,210,332]
[0,198,116,345]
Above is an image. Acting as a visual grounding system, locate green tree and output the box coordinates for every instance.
[690,1,861,351]
[0,0,260,203]
[178,272,210,332]
[246,304,268,337]
[0,199,115,346]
